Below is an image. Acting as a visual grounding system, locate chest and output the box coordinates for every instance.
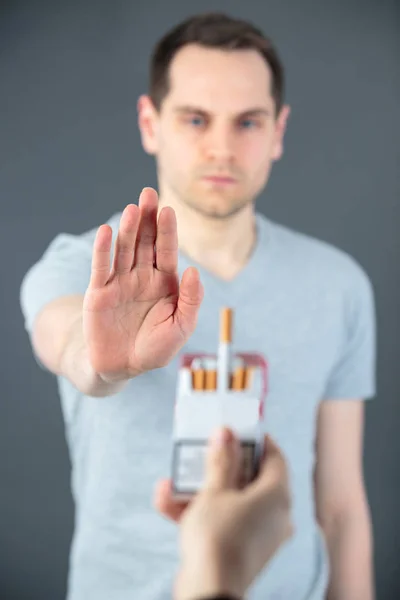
[94,289,344,471]
[175,292,342,444]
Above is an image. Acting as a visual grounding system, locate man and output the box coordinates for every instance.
[20,11,376,600]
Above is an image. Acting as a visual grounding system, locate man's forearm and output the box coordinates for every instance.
[323,502,375,600]
[59,316,129,397]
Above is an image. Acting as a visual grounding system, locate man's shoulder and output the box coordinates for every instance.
[44,211,123,253]
[258,213,372,291]
[77,211,123,242]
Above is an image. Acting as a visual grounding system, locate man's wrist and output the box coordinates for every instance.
[59,319,130,397]
[186,596,242,600]
[175,558,245,600]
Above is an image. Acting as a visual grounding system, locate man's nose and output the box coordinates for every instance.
[204,125,235,163]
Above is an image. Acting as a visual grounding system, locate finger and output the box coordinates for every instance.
[203,427,242,491]
[155,206,178,274]
[175,267,204,336]
[111,204,140,275]
[258,436,288,482]
[133,187,159,268]
[89,224,112,289]
[153,479,189,522]
[244,435,289,507]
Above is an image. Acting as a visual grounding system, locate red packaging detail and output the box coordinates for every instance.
[178,352,268,415]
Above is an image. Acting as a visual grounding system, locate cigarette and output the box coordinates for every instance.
[243,366,254,390]
[191,358,205,390]
[217,307,233,392]
[199,358,217,390]
[231,362,246,390]
[205,369,217,390]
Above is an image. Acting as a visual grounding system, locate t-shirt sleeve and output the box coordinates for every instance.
[322,262,377,401]
[19,226,99,371]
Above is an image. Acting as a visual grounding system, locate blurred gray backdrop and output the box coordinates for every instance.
[0,0,398,598]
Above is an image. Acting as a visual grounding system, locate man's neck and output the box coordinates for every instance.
[157,194,257,281]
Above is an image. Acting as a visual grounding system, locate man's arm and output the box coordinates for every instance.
[32,294,129,397]
[314,399,374,600]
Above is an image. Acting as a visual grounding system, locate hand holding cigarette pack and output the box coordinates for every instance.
[171,307,268,499]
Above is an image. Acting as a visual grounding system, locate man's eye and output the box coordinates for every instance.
[240,119,257,129]
[189,116,205,126]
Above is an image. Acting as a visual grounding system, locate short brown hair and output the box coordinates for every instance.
[149,12,285,116]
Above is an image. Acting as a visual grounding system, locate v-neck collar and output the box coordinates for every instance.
[177,212,273,297]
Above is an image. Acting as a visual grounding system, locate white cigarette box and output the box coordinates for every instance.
[171,350,268,499]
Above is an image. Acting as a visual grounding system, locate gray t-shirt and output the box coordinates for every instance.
[20,211,376,600]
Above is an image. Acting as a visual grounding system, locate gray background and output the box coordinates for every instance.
[0,0,398,599]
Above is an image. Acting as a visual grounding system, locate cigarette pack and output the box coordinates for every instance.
[171,307,268,499]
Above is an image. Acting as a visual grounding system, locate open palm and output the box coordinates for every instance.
[82,187,203,383]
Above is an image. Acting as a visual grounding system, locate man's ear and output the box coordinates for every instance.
[271,104,291,161]
[137,95,159,155]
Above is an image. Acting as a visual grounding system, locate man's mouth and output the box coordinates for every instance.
[202,175,237,184]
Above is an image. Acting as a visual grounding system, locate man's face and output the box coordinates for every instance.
[138,44,290,219]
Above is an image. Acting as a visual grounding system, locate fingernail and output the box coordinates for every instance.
[211,427,231,448]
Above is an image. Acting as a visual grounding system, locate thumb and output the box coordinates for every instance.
[203,427,241,491]
[175,267,204,336]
